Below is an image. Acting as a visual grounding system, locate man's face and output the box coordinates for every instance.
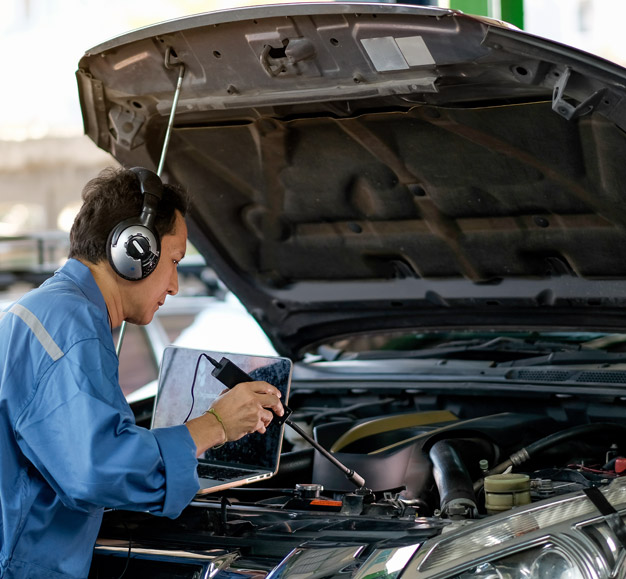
[123,210,188,325]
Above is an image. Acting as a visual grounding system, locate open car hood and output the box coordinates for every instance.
[77,2,626,359]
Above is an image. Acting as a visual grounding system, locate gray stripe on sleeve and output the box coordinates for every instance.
[8,304,64,361]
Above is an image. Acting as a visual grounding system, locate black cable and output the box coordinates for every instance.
[183,353,216,423]
[114,523,132,579]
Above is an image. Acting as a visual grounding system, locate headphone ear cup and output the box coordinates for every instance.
[107,218,161,281]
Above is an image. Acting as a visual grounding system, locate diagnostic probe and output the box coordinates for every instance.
[205,354,366,489]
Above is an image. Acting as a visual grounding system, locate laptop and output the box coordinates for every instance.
[151,345,292,494]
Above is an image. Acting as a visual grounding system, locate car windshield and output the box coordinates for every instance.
[314,330,626,364]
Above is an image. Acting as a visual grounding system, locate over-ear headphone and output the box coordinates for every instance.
[107,167,164,281]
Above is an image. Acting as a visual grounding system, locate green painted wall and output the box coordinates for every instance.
[448,0,524,29]
[501,0,524,28]
[449,0,488,16]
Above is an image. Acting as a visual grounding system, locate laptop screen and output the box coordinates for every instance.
[151,346,292,470]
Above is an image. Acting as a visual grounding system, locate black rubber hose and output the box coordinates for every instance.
[525,422,626,456]
[430,439,477,518]
[473,422,626,493]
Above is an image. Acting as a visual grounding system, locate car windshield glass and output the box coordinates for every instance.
[313,331,626,364]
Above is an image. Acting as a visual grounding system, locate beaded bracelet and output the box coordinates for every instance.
[205,408,227,449]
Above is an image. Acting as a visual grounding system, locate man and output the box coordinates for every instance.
[0,167,284,578]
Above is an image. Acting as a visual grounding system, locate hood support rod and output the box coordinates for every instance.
[116,48,186,357]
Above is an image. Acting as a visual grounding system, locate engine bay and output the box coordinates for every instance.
[90,386,626,578]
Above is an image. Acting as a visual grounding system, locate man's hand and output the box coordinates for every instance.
[185,381,284,456]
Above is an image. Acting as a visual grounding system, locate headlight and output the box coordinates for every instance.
[407,477,626,579]
[451,545,583,578]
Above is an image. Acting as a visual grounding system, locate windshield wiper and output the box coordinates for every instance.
[498,349,626,367]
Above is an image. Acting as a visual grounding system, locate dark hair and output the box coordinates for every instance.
[69,167,189,264]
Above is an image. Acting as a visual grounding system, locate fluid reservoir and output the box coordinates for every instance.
[484,473,531,514]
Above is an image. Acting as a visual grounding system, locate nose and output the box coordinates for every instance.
[167,266,179,296]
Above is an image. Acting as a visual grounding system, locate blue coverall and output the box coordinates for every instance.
[0,259,200,578]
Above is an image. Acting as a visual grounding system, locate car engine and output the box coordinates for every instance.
[90,386,626,578]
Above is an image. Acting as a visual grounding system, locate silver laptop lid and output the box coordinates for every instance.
[152,346,292,471]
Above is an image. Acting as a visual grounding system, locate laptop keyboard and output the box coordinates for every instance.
[197,463,257,481]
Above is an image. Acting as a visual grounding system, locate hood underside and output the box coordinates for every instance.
[77,3,626,358]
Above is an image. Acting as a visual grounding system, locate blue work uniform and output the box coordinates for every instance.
[0,259,200,578]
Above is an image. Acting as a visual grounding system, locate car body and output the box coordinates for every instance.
[77,3,626,578]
